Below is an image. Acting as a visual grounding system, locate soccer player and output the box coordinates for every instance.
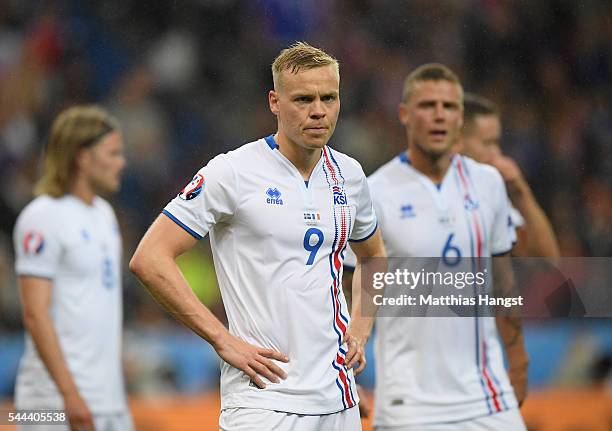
[346,64,528,430]
[130,42,385,430]
[458,93,560,258]
[13,106,132,430]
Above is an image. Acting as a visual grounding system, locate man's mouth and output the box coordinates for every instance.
[429,130,448,140]
[305,127,328,135]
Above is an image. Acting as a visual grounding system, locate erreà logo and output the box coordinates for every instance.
[266,187,283,205]
[332,185,347,205]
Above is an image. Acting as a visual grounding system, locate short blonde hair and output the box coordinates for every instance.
[272,41,339,90]
[402,63,463,102]
[35,105,119,197]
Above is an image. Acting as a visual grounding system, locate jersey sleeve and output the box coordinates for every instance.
[343,245,357,269]
[509,205,525,229]
[349,167,378,242]
[13,205,62,279]
[491,174,517,256]
[163,154,238,239]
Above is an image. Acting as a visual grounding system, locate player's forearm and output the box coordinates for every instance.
[496,315,529,370]
[130,253,228,347]
[342,269,354,311]
[492,255,528,367]
[22,311,80,398]
[508,182,560,258]
[349,263,376,340]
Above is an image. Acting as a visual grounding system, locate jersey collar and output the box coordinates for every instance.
[264,134,279,150]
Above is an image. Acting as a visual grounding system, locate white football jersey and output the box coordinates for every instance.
[164,136,377,415]
[350,153,518,426]
[13,195,127,414]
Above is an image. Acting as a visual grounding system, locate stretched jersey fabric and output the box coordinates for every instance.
[13,195,127,414]
[349,153,517,427]
[163,136,377,415]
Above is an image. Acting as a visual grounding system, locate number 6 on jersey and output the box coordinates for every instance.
[442,233,462,266]
[303,228,324,265]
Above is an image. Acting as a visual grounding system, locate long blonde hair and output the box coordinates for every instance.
[34,105,118,197]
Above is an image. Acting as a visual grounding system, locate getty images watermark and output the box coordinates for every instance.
[371,267,523,309]
[358,257,611,318]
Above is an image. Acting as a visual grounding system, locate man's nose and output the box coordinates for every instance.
[310,99,326,118]
[434,103,445,121]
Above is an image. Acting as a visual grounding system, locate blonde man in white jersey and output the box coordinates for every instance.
[13,106,132,430]
[346,64,529,430]
[130,42,386,431]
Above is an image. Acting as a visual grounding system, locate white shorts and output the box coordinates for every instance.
[220,406,361,431]
[376,408,526,431]
[17,411,134,431]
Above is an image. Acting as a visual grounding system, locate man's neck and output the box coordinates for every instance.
[69,178,95,205]
[407,145,454,185]
[275,133,322,180]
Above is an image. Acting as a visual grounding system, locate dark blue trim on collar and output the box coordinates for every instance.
[398,152,411,164]
[265,135,279,150]
[304,180,309,188]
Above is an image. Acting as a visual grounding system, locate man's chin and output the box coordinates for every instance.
[94,182,120,197]
[424,141,453,157]
[302,136,329,149]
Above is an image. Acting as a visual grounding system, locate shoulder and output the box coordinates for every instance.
[368,156,402,189]
[222,138,267,165]
[17,195,62,222]
[324,146,366,178]
[15,195,64,232]
[458,155,504,186]
[198,139,266,176]
[93,196,117,221]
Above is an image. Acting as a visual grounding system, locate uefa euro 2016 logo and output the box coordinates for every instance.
[23,231,45,255]
[179,174,205,200]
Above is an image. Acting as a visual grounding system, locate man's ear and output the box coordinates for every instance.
[75,147,91,173]
[269,90,280,116]
[398,102,410,127]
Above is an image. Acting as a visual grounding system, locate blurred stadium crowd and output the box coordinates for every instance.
[0,0,610,400]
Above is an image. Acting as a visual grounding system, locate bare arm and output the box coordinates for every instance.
[491,155,560,258]
[342,229,386,375]
[130,215,288,388]
[19,277,94,430]
[341,267,354,311]
[493,253,529,406]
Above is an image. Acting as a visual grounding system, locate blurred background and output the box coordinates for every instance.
[0,0,610,429]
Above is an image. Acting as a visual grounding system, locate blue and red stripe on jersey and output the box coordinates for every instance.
[454,156,507,414]
[323,146,356,409]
